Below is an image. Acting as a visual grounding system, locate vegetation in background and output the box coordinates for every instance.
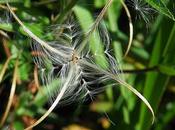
[0,0,175,130]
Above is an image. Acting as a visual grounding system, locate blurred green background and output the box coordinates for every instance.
[0,0,175,130]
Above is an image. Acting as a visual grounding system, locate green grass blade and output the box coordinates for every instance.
[137,20,175,130]
[146,0,175,21]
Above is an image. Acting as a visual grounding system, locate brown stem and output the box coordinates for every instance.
[2,37,11,58]
[0,4,17,11]
[0,30,9,39]
[1,37,21,84]
[34,65,40,90]
[121,0,134,57]
[0,57,19,127]
[122,66,158,74]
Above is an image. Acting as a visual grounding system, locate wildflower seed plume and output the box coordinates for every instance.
[32,17,122,105]
[6,0,154,129]
[31,15,154,124]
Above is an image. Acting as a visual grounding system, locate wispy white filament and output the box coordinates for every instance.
[126,0,156,24]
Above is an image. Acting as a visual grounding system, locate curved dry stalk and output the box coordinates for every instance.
[0,57,11,83]
[0,57,18,127]
[0,30,9,39]
[113,77,155,124]
[118,81,154,124]
[121,0,134,57]
[92,0,113,29]
[0,4,16,11]
[77,0,113,54]
[81,60,155,124]
[24,64,75,130]
[6,3,69,59]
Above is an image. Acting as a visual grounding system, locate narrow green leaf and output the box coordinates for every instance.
[137,18,175,130]
[155,102,175,130]
[0,23,13,32]
[13,121,24,130]
[146,0,175,21]
[159,65,175,76]
[0,0,22,3]
[94,0,106,8]
[73,5,108,68]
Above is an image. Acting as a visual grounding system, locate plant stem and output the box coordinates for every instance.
[24,63,75,130]
[53,0,78,23]
[122,66,158,74]
[0,57,18,127]
[121,0,133,57]
[77,0,113,54]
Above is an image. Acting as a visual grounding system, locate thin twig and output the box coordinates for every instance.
[24,64,75,130]
[77,0,113,54]
[122,66,158,74]
[0,57,19,127]
[0,4,16,11]
[34,65,40,90]
[6,3,69,59]
[1,37,21,84]
[0,57,11,83]
[121,0,134,57]
[2,37,11,57]
[0,30,9,39]
[82,59,155,124]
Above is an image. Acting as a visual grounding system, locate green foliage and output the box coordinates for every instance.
[0,0,22,3]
